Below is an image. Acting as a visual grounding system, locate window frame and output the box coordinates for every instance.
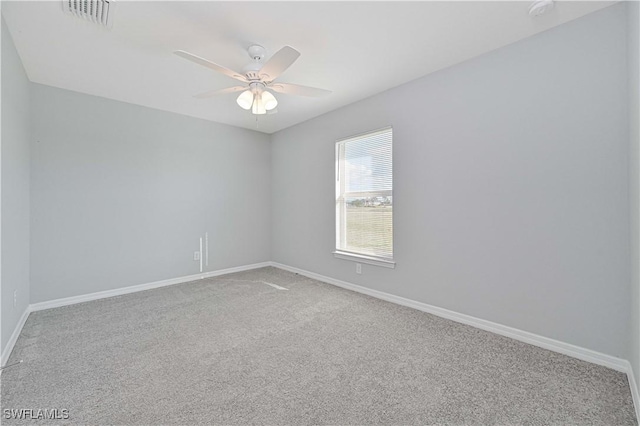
[333,127,395,269]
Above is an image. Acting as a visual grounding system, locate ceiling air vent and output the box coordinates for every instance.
[62,0,114,28]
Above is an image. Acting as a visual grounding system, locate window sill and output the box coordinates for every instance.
[333,251,396,269]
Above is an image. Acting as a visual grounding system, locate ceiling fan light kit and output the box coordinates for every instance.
[236,90,254,110]
[236,81,278,115]
[175,44,331,116]
[251,92,267,115]
[261,91,278,110]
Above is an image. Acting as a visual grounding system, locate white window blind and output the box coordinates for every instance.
[336,127,393,262]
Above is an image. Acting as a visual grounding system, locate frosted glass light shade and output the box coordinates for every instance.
[236,90,254,110]
[252,93,266,115]
[262,90,278,111]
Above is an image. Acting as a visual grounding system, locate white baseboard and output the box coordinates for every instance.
[2,260,637,418]
[2,262,271,370]
[629,364,640,422]
[30,262,271,312]
[1,306,31,367]
[271,262,629,373]
[273,261,640,416]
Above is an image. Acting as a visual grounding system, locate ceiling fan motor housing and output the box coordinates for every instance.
[243,45,267,80]
[243,63,263,80]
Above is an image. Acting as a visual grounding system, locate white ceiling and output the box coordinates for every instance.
[3,1,615,134]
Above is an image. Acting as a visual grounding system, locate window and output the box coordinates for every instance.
[335,127,394,268]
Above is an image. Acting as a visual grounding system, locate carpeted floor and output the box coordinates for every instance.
[1,267,636,425]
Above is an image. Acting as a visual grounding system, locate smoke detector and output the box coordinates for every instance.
[62,0,114,28]
[528,0,554,17]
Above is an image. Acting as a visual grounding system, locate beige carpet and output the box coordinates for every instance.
[1,267,636,424]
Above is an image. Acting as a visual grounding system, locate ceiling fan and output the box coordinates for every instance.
[174,45,331,115]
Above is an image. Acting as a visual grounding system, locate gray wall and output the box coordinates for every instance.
[271,4,629,358]
[1,17,31,353]
[628,0,640,388]
[30,84,271,303]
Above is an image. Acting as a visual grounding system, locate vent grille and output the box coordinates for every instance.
[63,0,114,28]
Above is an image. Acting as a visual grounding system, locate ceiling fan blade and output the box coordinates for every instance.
[194,86,246,99]
[174,50,246,83]
[270,82,331,97]
[259,46,300,82]
[266,108,278,115]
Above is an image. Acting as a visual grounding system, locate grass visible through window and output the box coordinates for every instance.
[345,205,392,257]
